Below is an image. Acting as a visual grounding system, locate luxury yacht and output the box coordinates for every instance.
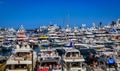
[6,44,37,71]
[28,34,38,47]
[37,48,62,71]
[0,34,4,46]
[2,40,12,50]
[6,28,16,41]
[16,25,28,45]
[38,35,50,47]
[62,47,86,71]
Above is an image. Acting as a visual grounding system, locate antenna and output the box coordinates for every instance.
[66,10,70,27]
[67,12,70,25]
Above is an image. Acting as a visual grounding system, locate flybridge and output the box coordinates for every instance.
[63,48,79,52]
[14,49,32,53]
[6,60,32,64]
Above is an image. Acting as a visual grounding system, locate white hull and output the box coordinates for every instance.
[64,68,86,71]
[6,69,30,71]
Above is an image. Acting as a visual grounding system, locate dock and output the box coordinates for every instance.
[0,63,6,71]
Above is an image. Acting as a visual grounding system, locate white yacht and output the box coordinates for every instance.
[16,25,28,45]
[6,28,16,41]
[2,40,12,50]
[0,34,4,46]
[64,25,72,33]
[52,39,66,46]
[6,44,37,71]
[62,48,86,71]
[28,34,38,47]
[47,32,59,39]
[48,24,59,32]
[39,39,50,47]
[37,48,62,71]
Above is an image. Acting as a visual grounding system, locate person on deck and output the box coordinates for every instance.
[107,57,118,71]
[107,57,115,67]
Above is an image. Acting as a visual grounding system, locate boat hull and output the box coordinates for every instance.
[2,46,12,51]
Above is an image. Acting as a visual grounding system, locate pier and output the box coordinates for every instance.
[0,63,6,71]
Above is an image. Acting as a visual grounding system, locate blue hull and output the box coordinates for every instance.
[2,47,12,51]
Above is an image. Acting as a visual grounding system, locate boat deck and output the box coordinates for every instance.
[93,68,104,71]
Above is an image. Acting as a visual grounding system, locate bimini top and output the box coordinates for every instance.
[40,48,56,52]
[13,45,33,53]
[13,49,33,53]
[63,48,79,53]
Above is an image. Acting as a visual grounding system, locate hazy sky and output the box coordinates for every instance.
[0,0,120,29]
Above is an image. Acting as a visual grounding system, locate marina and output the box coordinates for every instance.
[1,0,120,70]
[0,19,120,71]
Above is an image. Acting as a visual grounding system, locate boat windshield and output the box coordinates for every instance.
[66,52,79,57]
[3,42,10,45]
[90,43,96,46]
[38,62,61,70]
[70,62,82,67]
[13,52,31,60]
[7,64,29,70]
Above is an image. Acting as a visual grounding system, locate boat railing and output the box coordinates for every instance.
[39,51,59,57]
[38,56,61,62]
[40,55,60,58]
[37,64,62,71]
[64,54,83,59]
[9,56,31,61]
[6,64,32,71]
[6,69,28,71]
[115,57,120,67]
[64,55,84,59]
[13,57,24,61]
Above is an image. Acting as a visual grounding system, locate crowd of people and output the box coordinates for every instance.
[38,64,61,71]
[86,52,118,70]
[40,50,58,58]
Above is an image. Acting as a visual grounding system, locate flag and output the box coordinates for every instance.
[69,41,72,47]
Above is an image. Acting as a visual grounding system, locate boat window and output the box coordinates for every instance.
[15,52,31,60]
[75,45,87,49]
[105,49,114,52]
[41,62,57,66]
[71,62,82,67]
[56,49,65,56]
[79,49,96,57]
[7,64,27,69]
[38,62,61,70]
[66,52,79,57]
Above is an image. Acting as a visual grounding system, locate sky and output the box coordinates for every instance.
[0,0,120,29]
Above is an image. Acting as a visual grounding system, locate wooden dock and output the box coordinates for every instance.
[0,63,6,71]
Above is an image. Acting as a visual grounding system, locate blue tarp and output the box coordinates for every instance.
[109,28,117,33]
[107,58,115,64]
[69,41,72,47]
